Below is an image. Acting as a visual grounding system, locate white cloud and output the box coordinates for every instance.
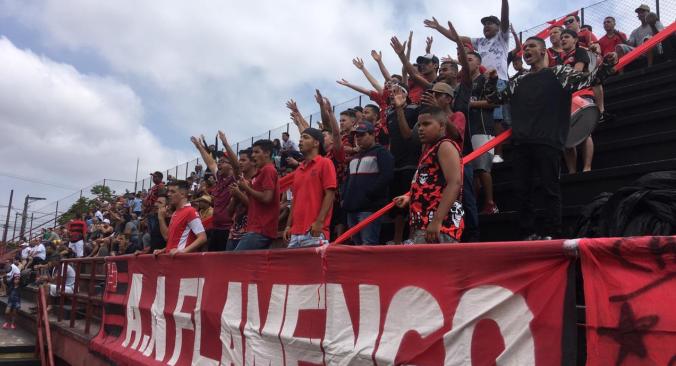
[0,36,187,189]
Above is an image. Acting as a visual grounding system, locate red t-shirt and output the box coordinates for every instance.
[598,32,627,56]
[166,204,204,251]
[210,174,235,230]
[143,182,164,214]
[245,163,280,239]
[577,28,598,48]
[447,112,466,151]
[290,156,337,238]
[67,220,87,241]
[407,80,424,105]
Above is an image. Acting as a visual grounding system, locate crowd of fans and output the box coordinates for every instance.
[1,1,673,325]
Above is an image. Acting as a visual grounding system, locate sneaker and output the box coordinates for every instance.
[2,322,9,329]
[541,236,553,241]
[481,202,499,215]
[492,155,504,163]
[598,111,614,124]
[523,234,541,241]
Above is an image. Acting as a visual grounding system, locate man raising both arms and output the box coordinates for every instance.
[154,180,207,255]
[283,128,336,248]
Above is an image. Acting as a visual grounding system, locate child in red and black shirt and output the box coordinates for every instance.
[394,106,464,244]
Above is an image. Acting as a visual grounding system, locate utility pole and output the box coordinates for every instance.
[134,157,140,193]
[2,189,13,244]
[11,212,19,242]
[19,195,46,239]
[28,213,34,241]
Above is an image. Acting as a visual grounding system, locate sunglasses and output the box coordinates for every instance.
[564,19,575,25]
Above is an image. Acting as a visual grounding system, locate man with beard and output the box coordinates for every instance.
[486,36,617,240]
[282,128,336,248]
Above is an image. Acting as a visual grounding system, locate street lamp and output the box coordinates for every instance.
[19,195,46,240]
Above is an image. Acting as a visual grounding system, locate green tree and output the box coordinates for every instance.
[58,197,93,225]
[90,184,114,201]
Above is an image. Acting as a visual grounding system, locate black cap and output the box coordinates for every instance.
[416,54,440,65]
[151,171,163,179]
[481,15,501,26]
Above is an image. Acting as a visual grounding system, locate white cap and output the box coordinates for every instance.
[103,218,111,224]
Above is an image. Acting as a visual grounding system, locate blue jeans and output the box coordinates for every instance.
[234,232,272,251]
[462,165,480,242]
[493,79,511,125]
[288,232,328,248]
[346,212,382,245]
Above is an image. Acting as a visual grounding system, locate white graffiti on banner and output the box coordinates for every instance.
[121,276,536,365]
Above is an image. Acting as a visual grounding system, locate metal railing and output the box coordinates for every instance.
[55,257,106,335]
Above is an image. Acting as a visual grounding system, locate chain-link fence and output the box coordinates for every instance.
[519,0,675,44]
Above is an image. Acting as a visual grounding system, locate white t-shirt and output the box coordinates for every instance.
[31,243,47,260]
[69,240,85,258]
[472,30,511,80]
[21,246,31,259]
[6,263,20,278]
[95,210,104,222]
[628,21,665,46]
[52,265,76,288]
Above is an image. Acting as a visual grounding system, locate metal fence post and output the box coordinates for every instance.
[175,165,179,179]
[142,180,145,191]
[79,190,83,199]
[519,31,522,42]
[286,123,290,134]
[359,95,362,107]
[28,213,34,241]
[251,137,254,146]
[581,7,585,25]
[236,143,239,155]
[268,130,271,140]
[102,179,106,189]
[185,162,189,178]
[656,0,660,19]
[54,201,59,226]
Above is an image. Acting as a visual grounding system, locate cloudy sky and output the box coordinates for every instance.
[0,0,598,234]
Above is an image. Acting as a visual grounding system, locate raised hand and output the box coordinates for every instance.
[423,17,442,30]
[392,87,407,109]
[218,130,227,144]
[352,57,365,70]
[426,36,433,54]
[314,89,324,105]
[446,21,461,43]
[371,50,382,62]
[190,136,201,147]
[509,23,517,36]
[406,31,413,55]
[420,90,438,107]
[286,99,299,113]
[336,78,350,86]
[390,36,406,56]
[441,55,458,63]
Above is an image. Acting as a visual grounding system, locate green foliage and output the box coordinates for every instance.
[90,184,114,201]
[57,197,93,225]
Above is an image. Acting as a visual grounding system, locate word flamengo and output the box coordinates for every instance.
[121,276,536,365]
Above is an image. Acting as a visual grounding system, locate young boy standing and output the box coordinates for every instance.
[395,106,464,243]
[3,275,21,329]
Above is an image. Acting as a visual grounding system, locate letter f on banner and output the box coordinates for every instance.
[122,273,144,350]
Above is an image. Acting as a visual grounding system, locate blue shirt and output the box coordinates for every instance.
[132,198,143,212]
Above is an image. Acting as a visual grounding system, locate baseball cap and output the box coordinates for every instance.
[481,15,501,26]
[431,82,455,96]
[103,218,111,224]
[192,195,212,204]
[416,54,440,65]
[150,171,163,179]
[354,121,375,134]
[635,4,650,12]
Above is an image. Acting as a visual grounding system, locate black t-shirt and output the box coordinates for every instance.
[149,214,167,251]
[453,83,474,156]
[387,104,421,170]
[469,74,495,136]
[561,47,590,71]
[509,68,574,150]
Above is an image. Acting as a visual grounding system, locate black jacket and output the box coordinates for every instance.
[341,144,394,212]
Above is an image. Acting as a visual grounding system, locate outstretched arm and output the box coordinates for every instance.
[501,0,510,34]
[315,90,342,156]
[391,36,433,89]
[286,99,310,133]
[425,36,433,54]
[425,18,471,86]
[510,23,522,55]
[336,79,372,96]
[192,136,218,175]
[218,131,240,174]
[371,50,392,82]
[353,57,383,93]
